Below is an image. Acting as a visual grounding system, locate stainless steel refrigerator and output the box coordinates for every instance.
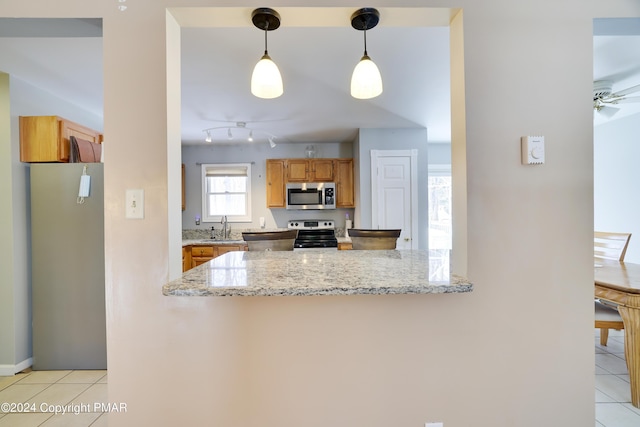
[31,163,106,370]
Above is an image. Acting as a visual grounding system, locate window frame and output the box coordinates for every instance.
[201,163,252,223]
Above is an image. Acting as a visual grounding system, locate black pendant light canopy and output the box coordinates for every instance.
[350,7,380,32]
[252,7,281,32]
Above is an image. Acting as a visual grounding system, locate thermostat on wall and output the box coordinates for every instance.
[521,136,545,165]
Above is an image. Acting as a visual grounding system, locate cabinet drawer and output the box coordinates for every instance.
[191,246,214,257]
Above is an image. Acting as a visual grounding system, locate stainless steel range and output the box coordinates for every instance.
[287,219,338,250]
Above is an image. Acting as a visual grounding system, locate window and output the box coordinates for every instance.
[428,164,452,250]
[201,163,252,222]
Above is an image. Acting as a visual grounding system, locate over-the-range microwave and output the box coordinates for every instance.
[286,182,336,210]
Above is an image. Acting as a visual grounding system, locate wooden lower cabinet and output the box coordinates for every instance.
[215,245,244,257]
[185,243,248,271]
[182,247,192,272]
[190,245,215,269]
[338,242,353,250]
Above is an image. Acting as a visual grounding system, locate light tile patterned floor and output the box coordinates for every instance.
[0,370,107,427]
[1,335,639,427]
[596,329,640,427]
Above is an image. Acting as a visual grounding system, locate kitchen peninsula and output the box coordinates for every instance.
[163,250,472,297]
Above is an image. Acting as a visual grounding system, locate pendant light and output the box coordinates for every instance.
[251,8,283,99]
[350,8,383,99]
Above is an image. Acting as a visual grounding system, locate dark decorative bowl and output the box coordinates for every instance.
[242,230,298,251]
[348,229,401,250]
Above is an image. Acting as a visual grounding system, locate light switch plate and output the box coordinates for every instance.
[125,189,144,219]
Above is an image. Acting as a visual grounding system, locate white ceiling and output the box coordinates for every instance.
[1,15,639,146]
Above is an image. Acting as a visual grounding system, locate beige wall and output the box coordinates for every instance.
[2,0,634,425]
[0,73,16,369]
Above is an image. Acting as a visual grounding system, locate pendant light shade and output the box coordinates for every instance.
[350,8,382,99]
[251,8,283,99]
[351,54,383,99]
[251,53,283,99]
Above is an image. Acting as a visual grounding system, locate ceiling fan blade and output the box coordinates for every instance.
[613,84,640,97]
[616,96,640,104]
[596,105,620,118]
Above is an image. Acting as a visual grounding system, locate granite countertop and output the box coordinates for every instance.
[183,239,247,246]
[163,249,473,297]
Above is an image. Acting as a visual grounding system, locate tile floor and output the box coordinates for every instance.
[596,329,640,426]
[1,334,639,427]
[0,370,107,427]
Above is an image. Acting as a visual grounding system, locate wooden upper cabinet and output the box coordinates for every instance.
[310,159,334,182]
[266,157,355,208]
[20,116,103,163]
[335,158,355,208]
[266,159,286,208]
[287,158,335,182]
[286,159,310,182]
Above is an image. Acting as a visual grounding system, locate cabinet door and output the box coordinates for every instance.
[191,257,212,268]
[336,159,355,208]
[215,244,247,257]
[62,118,103,162]
[311,159,335,182]
[287,159,310,182]
[266,159,286,208]
[191,245,214,267]
[182,246,192,272]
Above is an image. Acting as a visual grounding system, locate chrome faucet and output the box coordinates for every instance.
[221,215,229,239]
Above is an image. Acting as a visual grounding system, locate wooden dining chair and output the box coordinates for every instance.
[594,231,632,261]
[594,231,632,345]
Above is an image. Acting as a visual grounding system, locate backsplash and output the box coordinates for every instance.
[182,226,348,240]
[183,227,285,241]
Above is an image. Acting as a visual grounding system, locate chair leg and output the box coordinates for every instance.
[600,328,609,346]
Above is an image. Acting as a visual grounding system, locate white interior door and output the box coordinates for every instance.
[371,150,418,249]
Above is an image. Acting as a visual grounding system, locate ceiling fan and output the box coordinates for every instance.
[593,80,640,118]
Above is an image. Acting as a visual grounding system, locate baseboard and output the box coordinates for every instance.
[0,358,33,376]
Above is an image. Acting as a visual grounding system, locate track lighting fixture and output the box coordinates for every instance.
[203,122,279,148]
[251,8,283,99]
[350,8,383,99]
